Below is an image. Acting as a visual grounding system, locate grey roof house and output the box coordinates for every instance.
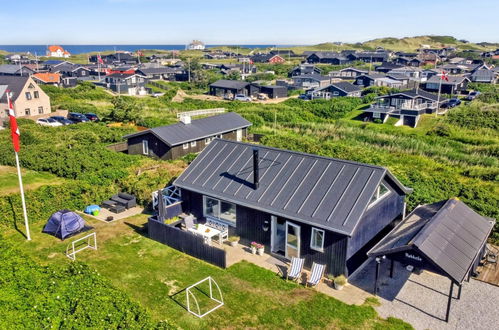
[124,112,251,160]
[159,139,412,276]
[308,81,362,99]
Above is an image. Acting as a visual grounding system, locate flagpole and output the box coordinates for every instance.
[15,151,31,240]
[436,74,443,118]
[7,92,31,241]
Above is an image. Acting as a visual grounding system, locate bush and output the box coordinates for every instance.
[446,104,499,130]
[0,236,173,328]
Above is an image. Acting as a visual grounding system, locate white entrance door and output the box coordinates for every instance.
[236,129,242,141]
[285,222,301,259]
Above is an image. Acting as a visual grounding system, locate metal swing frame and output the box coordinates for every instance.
[185,276,224,318]
[66,232,97,261]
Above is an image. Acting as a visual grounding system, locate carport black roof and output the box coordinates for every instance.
[368,199,496,283]
[174,139,411,236]
[209,79,250,90]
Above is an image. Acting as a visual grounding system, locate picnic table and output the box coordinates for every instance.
[188,224,222,246]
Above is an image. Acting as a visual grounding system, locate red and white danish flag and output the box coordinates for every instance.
[440,70,449,81]
[97,54,104,64]
[7,91,20,152]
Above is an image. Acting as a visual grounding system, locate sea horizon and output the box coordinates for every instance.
[0,44,305,55]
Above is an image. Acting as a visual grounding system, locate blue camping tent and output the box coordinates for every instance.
[42,210,86,240]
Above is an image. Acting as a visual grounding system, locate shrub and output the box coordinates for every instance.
[0,236,173,328]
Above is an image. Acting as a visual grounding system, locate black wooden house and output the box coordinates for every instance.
[173,139,412,276]
[124,112,251,160]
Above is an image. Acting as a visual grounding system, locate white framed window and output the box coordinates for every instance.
[38,106,43,114]
[182,143,189,150]
[203,196,237,225]
[369,182,391,207]
[332,91,339,96]
[190,141,197,147]
[205,137,213,145]
[142,140,149,155]
[373,112,381,119]
[310,227,325,252]
[25,92,32,100]
[34,91,39,99]
[25,108,30,115]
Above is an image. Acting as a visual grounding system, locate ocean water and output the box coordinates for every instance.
[0,45,298,55]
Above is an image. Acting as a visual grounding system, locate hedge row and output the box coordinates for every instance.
[0,182,114,228]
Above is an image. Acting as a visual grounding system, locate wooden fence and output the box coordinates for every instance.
[106,141,128,152]
[148,217,227,268]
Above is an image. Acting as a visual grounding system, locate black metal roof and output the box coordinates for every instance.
[368,199,496,283]
[209,79,250,90]
[124,112,251,147]
[174,139,411,236]
[377,89,441,102]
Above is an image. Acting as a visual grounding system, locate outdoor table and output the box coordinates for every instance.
[188,224,222,246]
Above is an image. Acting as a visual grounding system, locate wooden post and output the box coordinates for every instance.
[445,281,454,322]
[457,283,462,300]
[390,259,394,278]
[374,257,381,296]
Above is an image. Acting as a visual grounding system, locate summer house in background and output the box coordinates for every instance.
[124,112,251,160]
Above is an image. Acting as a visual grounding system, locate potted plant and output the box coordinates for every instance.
[257,243,265,256]
[333,275,347,290]
[228,236,240,247]
[327,274,335,287]
[250,242,259,254]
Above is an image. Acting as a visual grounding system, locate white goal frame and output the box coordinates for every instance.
[185,276,224,318]
[66,232,97,261]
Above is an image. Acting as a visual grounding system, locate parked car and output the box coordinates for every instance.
[442,98,462,108]
[152,92,164,98]
[50,116,74,125]
[68,112,90,123]
[84,113,99,122]
[233,94,251,102]
[36,118,63,127]
[464,91,481,101]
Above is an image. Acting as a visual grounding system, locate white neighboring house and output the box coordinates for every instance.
[187,40,205,50]
[47,45,71,58]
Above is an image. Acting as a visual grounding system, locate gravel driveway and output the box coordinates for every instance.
[350,259,499,330]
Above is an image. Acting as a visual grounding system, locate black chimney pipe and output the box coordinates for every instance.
[253,148,259,189]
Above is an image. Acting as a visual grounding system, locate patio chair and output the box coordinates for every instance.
[184,215,195,230]
[306,262,326,288]
[485,244,498,269]
[286,257,304,282]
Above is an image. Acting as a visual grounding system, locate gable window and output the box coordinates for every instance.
[369,183,391,207]
[332,91,339,96]
[310,228,325,252]
[190,141,197,147]
[34,91,39,98]
[203,196,237,225]
[142,140,149,155]
[25,92,32,100]
[182,143,189,150]
[38,106,43,114]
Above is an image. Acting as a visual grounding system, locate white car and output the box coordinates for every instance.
[234,94,252,102]
[36,118,63,127]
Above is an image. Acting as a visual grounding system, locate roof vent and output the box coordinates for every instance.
[180,115,191,124]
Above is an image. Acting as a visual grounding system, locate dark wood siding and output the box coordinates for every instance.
[285,218,348,276]
[347,191,404,259]
[127,133,171,159]
[235,204,272,246]
[127,128,247,160]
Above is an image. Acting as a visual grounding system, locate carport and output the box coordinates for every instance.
[368,199,495,322]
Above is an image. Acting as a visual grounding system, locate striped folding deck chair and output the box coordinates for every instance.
[306,262,326,288]
[286,257,304,282]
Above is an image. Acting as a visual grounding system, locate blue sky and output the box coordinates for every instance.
[1,0,498,44]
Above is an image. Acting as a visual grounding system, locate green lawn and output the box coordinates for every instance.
[4,215,412,329]
[0,166,65,196]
